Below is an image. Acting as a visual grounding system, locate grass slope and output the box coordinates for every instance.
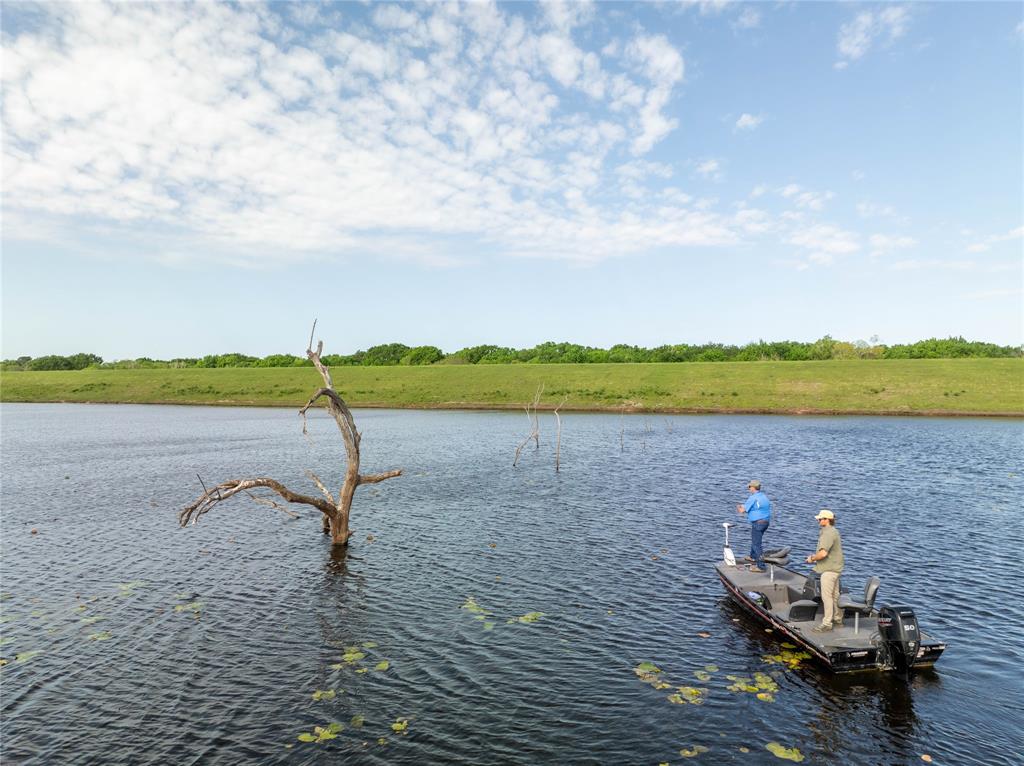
[2,359,1021,415]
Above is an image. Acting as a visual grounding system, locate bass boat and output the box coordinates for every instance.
[716,522,946,673]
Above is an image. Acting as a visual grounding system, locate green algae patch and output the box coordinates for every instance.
[311,689,336,701]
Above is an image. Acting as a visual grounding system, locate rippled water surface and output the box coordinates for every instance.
[2,404,1022,765]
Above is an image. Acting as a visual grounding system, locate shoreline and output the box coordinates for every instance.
[5,398,1021,418]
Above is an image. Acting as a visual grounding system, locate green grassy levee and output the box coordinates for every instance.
[1,359,1021,415]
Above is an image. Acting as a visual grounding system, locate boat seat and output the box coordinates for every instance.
[838,576,880,634]
[762,546,791,566]
[786,600,818,622]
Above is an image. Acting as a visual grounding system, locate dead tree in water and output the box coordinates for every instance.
[513,385,543,467]
[179,325,402,546]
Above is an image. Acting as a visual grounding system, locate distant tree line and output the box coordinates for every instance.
[3,337,1020,371]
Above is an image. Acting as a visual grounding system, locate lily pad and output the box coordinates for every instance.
[704,664,719,672]
[350,714,364,728]
[374,661,390,672]
[694,670,711,682]
[361,641,378,649]
[15,650,41,662]
[174,601,203,614]
[460,597,490,616]
[297,722,343,743]
[311,689,336,701]
[483,621,495,631]
[757,692,775,702]
[680,745,709,757]
[766,742,804,762]
[87,631,112,641]
[80,616,105,626]
[341,647,366,663]
[508,612,544,624]
[391,717,409,734]
[355,668,369,674]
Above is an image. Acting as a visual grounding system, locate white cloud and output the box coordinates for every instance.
[857,201,899,219]
[786,224,860,266]
[695,159,721,180]
[777,184,833,210]
[869,233,917,256]
[0,2,704,265]
[735,112,763,131]
[966,225,1024,254]
[734,8,761,31]
[836,7,910,67]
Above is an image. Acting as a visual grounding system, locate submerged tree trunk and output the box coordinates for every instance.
[180,324,401,547]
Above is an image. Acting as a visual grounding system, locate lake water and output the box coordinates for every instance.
[1,403,1022,765]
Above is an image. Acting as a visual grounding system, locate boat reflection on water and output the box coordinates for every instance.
[718,598,942,764]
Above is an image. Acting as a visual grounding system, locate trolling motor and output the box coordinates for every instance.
[877,605,921,672]
[722,522,737,566]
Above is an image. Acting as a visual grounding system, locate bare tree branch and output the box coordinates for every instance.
[180,477,333,527]
[513,385,544,467]
[554,395,568,473]
[305,470,335,505]
[360,470,404,485]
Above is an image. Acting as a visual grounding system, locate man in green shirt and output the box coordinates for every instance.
[805,509,844,633]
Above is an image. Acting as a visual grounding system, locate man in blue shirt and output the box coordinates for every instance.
[736,480,772,573]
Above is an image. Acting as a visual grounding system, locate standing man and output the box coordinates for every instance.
[805,509,844,633]
[736,480,771,573]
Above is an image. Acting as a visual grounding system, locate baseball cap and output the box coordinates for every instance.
[814,509,835,520]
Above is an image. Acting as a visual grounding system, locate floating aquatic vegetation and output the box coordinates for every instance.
[311,689,336,701]
[765,742,804,761]
[739,746,750,753]
[391,718,409,734]
[762,650,812,670]
[753,672,779,692]
[87,631,112,641]
[668,686,707,705]
[362,641,378,649]
[341,647,366,663]
[80,616,104,626]
[377,737,387,746]
[350,714,364,728]
[460,597,490,616]
[757,692,775,702]
[781,642,796,649]
[507,612,544,624]
[174,592,192,600]
[679,745,709,757]
[117,581,146,597]
[297,722,343,743]
[634,662,662,683]
[694,670,712,682]
[374,661,390,672]
[483,621,495,631]
[704,664,719,672]
[355,668,369,674]
[174,601,203,614]
[15,650,41,662]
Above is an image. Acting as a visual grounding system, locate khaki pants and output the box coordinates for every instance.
[820,571,842,626]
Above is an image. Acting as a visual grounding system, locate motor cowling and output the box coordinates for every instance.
[878,605,920,670]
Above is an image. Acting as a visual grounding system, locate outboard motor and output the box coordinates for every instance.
[878,605,921,672]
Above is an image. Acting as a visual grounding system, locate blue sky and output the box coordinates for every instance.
[2,1,1022,360]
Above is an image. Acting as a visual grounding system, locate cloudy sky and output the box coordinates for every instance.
[2,1,1022,359]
